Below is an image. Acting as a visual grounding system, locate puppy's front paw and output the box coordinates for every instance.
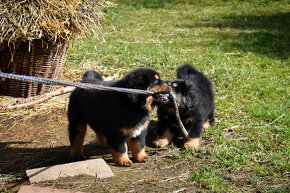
[111,150,133,167]
[153,138,170,148]
[127,139,148,163]
[183,137,200,150]
[133,150,148,163]
[117,158,133,167]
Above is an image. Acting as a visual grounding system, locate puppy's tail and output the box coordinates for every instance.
[82,70,103,84]
[176,63,200,79]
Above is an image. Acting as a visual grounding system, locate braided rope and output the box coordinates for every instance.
[0,72,154,95]
[0,72,186,137]
[169,85,188,137]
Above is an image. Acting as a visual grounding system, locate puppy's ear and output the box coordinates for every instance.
[170,79,185,88]
[128,94,146,106]
[175,79,185,84]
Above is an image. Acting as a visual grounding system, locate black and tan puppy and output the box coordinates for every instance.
[68,68,168,166]
[153,64,215,150]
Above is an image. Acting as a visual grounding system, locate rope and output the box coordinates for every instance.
[0,72,154,95]
[169,85,188,138]
[0,72,186,137]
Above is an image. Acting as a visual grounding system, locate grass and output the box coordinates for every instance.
[65,0,290,192]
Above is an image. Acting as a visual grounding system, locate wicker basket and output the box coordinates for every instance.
[0,40,69,98]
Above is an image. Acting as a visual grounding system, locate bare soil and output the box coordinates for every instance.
[0,96,200,193]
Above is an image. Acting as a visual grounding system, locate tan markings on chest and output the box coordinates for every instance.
[121,115,150,138]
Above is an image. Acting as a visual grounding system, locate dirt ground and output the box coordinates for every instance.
[0,95,203,193]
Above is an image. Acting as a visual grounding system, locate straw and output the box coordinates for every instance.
[0,0,113,46]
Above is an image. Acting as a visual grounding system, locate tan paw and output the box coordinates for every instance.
[133,150,148,163]
[203,119,211,130]
[117,158,133,167]
[183,138,200,150]
[127,139,148,163]
[153,129,172,148]
[153,138,170,148]
[111,150,133,167]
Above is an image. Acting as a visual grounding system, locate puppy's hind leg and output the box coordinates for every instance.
[208,109,215,126]
[69,123,87,161]
[203,109,215,130]
[68,94,87,161]
[95,132,108,148]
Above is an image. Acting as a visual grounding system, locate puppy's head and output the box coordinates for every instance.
[154,79,188,110]
[125,68,168,91]
[125,68,169,111]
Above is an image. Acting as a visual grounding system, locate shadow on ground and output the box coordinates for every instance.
[0,121,164,175]
[0,141,112,192]
[0,142,111,175]
[0,135,192,193]
[0,111,193,193]
[179,12,290,60]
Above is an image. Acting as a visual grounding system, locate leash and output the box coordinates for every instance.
[0,72,154,95]
[0,72,187,137]
[169,84,188,138]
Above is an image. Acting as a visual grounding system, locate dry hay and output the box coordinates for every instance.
[0,0,113,47]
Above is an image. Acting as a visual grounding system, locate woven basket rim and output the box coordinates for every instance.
[0,40,69,97]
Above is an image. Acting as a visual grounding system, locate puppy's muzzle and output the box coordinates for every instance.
[148,82,169,93]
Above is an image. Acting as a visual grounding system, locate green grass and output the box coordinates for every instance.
[66,0,289,192]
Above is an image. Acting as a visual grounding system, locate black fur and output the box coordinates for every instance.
[153,63,215,148]
[68,68,168,166]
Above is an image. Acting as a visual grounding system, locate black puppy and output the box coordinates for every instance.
[68,68,168,166]
[153,64,215,150]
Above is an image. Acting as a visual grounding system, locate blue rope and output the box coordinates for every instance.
[0,72,154,95]
[0,72,188,136]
